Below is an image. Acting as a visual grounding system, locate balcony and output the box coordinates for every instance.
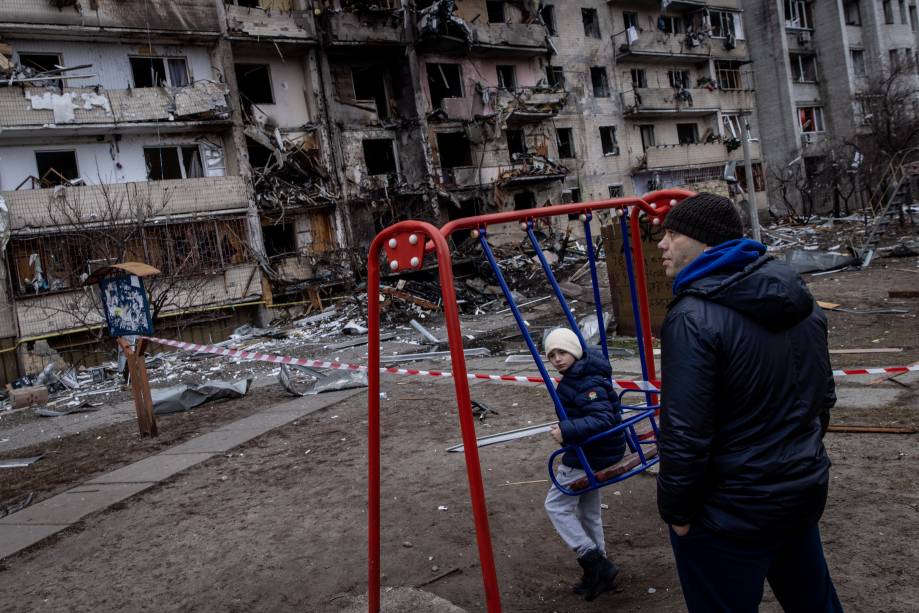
[614,30,748,64]
[3,176,250,232]
[621,88,753,117]
[609,0,740,10]
[472,23,550,57]
[0,0,220,39]
[642,141,761,170]
[324,10,405,46]
[225,5,317,42]
[0,82,230,138]
[437,155,568,190]
[496,88,568,124]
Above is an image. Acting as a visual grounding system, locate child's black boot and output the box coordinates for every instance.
[577,549,620,601]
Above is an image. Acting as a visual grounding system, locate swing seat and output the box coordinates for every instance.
[568,445,659,492]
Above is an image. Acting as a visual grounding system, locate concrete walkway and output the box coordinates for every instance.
[0,387,363,560]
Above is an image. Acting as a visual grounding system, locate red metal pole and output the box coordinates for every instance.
[628,210,657,387]
[367,232,383,613]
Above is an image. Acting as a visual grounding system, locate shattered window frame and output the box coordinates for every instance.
[540,4,557,36]
[426,62,464,111]
[362,138,399,176]
[797,106,825,133]
[556,127,575,159]
[668,69,690,89]
[676,123,700,145]
[34,149,80,187]
[599,126,619,156]
[590,66,610,97]
[486,1,506,24]
[582,8,601,39]
[790,53,818,82]
[144,145,205,181]
[435,132,474,168]
[235,63,275,105]
[715,60,743,90]
[630,68,647,89]
[784,0,813,29]
[844,0,862,25]
[129,55,189,88]
[506,129,527,159]
[16,52,64,88]
[850,49,866,77]
[659,15,685,35]
[623,11,639,30]
[639,124,656,150]
[546,65,565,88]
[608,184,624,198]
[496,64,518,90]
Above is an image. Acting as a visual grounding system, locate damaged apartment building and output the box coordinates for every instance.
[0,0,765,379]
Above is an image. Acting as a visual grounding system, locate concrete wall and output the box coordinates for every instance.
[232,50,315,129]
[0,0,221,34]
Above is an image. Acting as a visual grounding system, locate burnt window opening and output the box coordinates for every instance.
[447,197,484,243]
[144,146,204,181]
[677,123,699,145]
[590,66,610,97]
[496,65,517,89]
[639,124,656,150]
[546,65,564,88]
[436,132,473,168]
[668,69,690,89]
[35,150,78,186]
[352,66,390,119]
[486,1,506,23]
[362,139,398,176]
[262,222,297,259]
[556,127,575,158]
[540,5,557,35]
[427,63,463,110]
[18,53,63,88]
[235,63,274,105]
[623,11,638,30]
[561,188,581,204]
[506,129,527,159]
[513,191,536,210]
[582,8,601,38]
[130,56,189,88]
[608,185,624,198]
[246,137,274,170]
[599,126,619,156]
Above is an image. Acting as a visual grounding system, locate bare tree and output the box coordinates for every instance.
[857,64,919,161]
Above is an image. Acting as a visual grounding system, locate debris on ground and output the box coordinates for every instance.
[152,379,252,415]
[0,452,46,468]
[278,364,368,397]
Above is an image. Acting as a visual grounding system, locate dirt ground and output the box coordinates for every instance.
[0,262,917,612]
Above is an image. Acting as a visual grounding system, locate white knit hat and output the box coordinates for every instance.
[544,327,583,360]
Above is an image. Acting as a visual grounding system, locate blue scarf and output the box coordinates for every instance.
[673,238,766,294]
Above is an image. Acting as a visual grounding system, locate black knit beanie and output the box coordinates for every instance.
[662,193,743,246]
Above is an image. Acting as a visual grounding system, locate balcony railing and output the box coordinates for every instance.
[615,29,748,63]
[473,23,550,55]
[0,82,230,134]
[641,140,761,170]
[621,87,754,116]
[226,5,317,41]
[325,10,405,46]
[3,176,250,232]
[0,0,220,35]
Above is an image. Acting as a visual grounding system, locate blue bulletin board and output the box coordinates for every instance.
[98,274,153,336]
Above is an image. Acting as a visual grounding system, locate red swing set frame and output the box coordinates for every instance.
[365,189,693,612]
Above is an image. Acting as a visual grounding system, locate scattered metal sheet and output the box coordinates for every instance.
[446,422,556,453]
[151,379,252,415]
[326,332,396,350]
[278,364,368,397]
[0,492,34,518]
[383,347,490,364]
[0,452,46,468]
[410,319,443,344]
[36,402,102,417]
[505,354,547,363]
[785,249,856,274]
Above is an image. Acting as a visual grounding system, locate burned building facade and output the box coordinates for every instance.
[0,0,766,379]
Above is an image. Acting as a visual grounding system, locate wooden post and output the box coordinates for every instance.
[117,337,157,437]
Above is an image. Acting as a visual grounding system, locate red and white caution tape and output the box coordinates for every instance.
[142,336,919,392]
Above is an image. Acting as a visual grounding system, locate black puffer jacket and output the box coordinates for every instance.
[658,255,835,538]
[557,349,625,470]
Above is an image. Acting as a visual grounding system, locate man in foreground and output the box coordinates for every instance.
[656,193,843,612]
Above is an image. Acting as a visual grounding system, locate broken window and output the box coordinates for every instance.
[850,49,866,76]
[130,56,189,88]
[784,0,813,28]
[506,129,526,158]
[514,191,536,210]
[844,1,862,25]
[590,66,610,97]
[736,163,766,192]
[623,11,638,30]
[639,124,656,150]
[677,123,699,145]
[540,5,557,35]
[710,11,739,38]
[235,63,274,104]
[659,16,684,34]
[798,106,825,132]
[352,66,390,119]
[496,65,517,90]
[144,146,204,181]
[35,150,78,186]
[546,65,565,88]
[889,49,900,71]
[790,53,818,82]
[486,1,505,23]
[630,68,647,89]
[262,222,297,259]
[668,69,690,89]
[426,63,463,110]
[556,127,575,158]
[362,139,398,175]
[582,8,601,39]
[436,132,473,168]
[900,0,908,23]
[911,3,918,31]
[561,188,581,203]
[17,52,63,88]
[608,185,624,198]
[715,61,743,89]
[599,126,619,156]
[722,113,742,138]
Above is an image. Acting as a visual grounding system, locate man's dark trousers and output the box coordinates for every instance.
[669,523,843,613]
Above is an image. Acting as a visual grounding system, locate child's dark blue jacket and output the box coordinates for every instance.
[556,349,625,470]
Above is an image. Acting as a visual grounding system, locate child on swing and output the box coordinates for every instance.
[544,327,625,601]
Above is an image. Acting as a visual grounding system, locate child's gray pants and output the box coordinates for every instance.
[544,463,605,558]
